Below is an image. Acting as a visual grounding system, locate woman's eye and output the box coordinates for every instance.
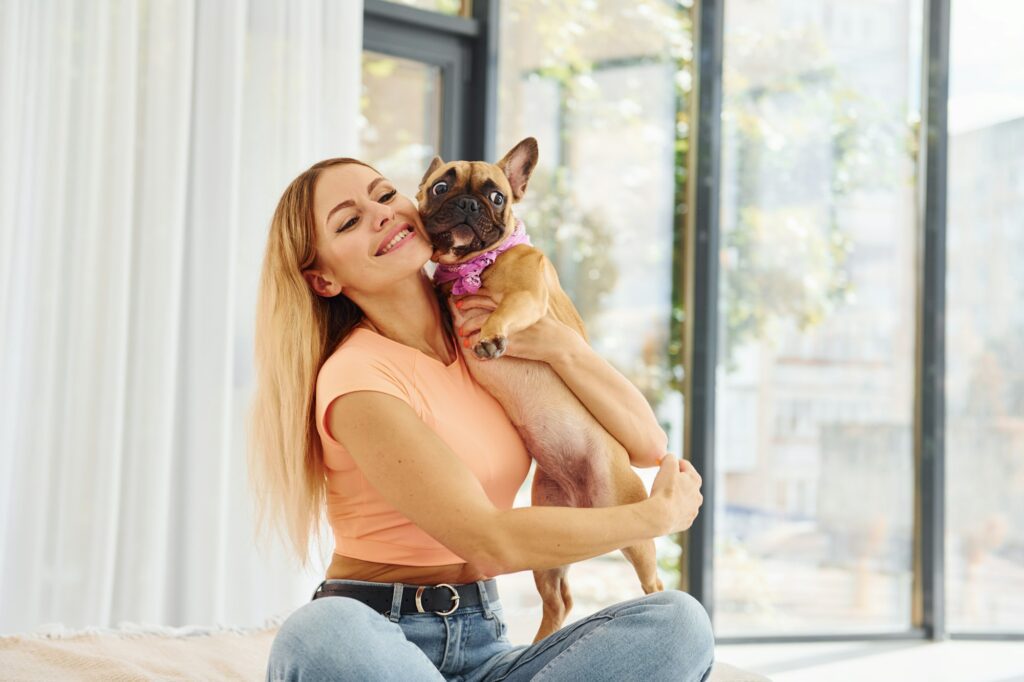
[432,181,449,196]
[335,190,394,233]
[489,191,505,206]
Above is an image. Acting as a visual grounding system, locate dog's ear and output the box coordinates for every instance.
[496,137,538,202]
[419,155,446,192]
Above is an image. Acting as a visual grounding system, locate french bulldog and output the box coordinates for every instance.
[416,137,665,644]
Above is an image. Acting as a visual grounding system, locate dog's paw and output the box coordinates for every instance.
[473,336,507,360]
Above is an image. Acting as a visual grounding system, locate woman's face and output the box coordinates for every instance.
[306,163,432,297]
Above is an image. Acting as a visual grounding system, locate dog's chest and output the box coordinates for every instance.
[462,355,595,468]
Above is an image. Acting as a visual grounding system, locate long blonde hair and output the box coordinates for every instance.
[247,158,370,571]
[246,157,452,570]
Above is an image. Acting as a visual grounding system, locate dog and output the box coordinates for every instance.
[416,137,664,644]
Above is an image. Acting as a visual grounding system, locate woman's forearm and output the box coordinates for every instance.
[548,335,667,468]
[452,295,667,467]
[491,497,667,574]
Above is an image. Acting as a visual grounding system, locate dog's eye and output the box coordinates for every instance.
[489,191,505,206]
[432,181,449,196]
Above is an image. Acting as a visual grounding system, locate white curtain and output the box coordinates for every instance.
[0,0,363,634]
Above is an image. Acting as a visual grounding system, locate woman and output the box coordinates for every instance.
[248,157,714,682]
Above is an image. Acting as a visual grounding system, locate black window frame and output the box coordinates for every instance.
[362,0,498,163]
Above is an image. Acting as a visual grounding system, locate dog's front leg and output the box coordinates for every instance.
[473,247,550,359]
[472,289,548,359]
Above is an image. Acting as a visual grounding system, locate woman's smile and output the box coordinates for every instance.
[375,223,416,256]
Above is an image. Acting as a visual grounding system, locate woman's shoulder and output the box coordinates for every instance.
[315,328,419,412]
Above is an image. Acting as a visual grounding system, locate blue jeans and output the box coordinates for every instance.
[266,578,715,681]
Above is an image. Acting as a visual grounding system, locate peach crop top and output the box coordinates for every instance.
[315,326,532,565]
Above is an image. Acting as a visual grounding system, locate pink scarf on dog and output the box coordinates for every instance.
[433,219,532,295]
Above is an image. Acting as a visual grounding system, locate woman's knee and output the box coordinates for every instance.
[646,591,715,661]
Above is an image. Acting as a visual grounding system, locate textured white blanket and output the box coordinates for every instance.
[0,617,286,682]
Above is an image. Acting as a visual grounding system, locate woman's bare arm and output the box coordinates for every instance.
[545,326,668,468]
[453,295,668,468]
[329,391,669,576]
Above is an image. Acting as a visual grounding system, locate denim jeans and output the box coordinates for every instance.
[266,578,715,681]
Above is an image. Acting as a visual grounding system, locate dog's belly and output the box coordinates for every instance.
[464,354,624,507]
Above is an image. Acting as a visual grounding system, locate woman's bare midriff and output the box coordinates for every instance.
[326,553,495,585]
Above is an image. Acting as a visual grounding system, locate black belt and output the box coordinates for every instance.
[311,578,500,617]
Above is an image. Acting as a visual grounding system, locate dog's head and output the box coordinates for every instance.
[416,137,538,265]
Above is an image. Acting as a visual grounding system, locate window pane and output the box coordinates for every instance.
[494,0,691,644]
[946,0,1024,633]
[359,51,442,197]
[382,0,464,16]
[715,0,921,635]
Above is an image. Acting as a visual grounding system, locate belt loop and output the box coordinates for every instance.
[476,579,495,620]
[388,583,404,623]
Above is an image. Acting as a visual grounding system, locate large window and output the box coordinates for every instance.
[714,0,922,635]
[945,0,1024,633]
[360,51,442,196]
[357,0,1024,644]
[383,0,464,15]
[359,0,484,191]
[494,0,692,640]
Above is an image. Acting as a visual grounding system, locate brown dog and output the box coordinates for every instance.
[416,137,664,644]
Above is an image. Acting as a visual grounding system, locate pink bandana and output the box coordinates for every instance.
[433,219,532,295]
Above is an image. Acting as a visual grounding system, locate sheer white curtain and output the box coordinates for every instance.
[0,0,363,634]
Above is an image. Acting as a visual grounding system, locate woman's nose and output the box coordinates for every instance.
[375,202,396,229]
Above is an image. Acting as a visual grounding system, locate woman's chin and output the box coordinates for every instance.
[410,239,435,267]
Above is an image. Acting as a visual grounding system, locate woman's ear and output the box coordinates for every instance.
[302,269,342,297]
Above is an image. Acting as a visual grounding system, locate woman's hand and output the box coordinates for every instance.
[649,454,704,535]
[449,288,581,364]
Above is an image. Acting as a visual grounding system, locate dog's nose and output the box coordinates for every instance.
[456,196,480,213]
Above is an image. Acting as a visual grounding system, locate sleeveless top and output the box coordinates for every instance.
[314,327,532,565]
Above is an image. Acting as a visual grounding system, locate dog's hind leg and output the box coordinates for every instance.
[529,465,575,644]
[531,564,572,644]
[619,538,664,595]
[586,438,666,596]
[603,453,665,596]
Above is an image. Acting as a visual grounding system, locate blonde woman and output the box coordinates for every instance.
[248,157,714,681]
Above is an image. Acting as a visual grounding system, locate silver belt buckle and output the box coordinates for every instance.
[415,583,460,616]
